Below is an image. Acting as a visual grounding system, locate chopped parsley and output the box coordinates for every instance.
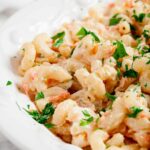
[105,92,117,102]
[128,106,143,118]
[35,92,45,100]
[42,103,55,116]
[6,80,12,86]
[77,27,88,39]
[132,10,146,22]
[113,41,128,60]
[53,38,64,48]
[82,110,91,117]
[76,27,100,42]
[109,14,122,26]
[89,32,100,42]
[44,123,55,129]
[133,55,140,61]
[51,31,65,40]
[116,61,122,68]
[123,69,138,78]
[51,31,65,48]
[140,46,150,56]
[117,68,121,77]
[143,30,150,40]
[136,38,142,45]
[25,103,55,127]
[80,110,94,126]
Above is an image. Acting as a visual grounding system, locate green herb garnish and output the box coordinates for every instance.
[76,27,100,42]
[76,27,88,39]
[35,92,45,100]
[132,10,145,22]
[25,103,55,125]
[53,38,64,48]
[6,80,12,86]
[140,46,150,56]
[123,69,138,78]
[109,14,122,26]
[44,123,55,129]
[113,41,128,60]
[116,61,122,68]
[89,32,100,42]
[105,92,117,102]
[80,110,94,126]
[128,106,143,118]
[133,55,140,61]
[52,31,65,48]
[143,30,150,40]
[51,31,65,40]
[117,68,121,77]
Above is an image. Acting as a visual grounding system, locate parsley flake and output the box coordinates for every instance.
[117,68,121,77]
[80,117,94,126]
[76,27,88,39]
[45,123,55,129]
[35,92,45,100]
[128,106,143,118]
[109,14,122,26]
[25,103,55,125]
[80,110,94,126]
[143,30,150,40]
[123,69,138,78]
[6,80,12,86]
[53,38,64,48]
[82,110,91,117]
[105,92,117,102]
[113,41,128,60]
[132,10,146,22]
[51,31,65,40]
[76,27,100,42]
[51,31,65,48]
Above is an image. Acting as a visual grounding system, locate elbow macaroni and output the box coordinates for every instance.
[17,0,150,149]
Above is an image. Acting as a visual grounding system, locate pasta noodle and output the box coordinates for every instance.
[16,0,150,149]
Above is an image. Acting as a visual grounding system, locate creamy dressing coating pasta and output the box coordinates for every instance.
[16,0,150,149]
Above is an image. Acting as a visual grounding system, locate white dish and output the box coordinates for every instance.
[0,0,112,149]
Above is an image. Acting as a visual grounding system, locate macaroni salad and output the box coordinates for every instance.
[17,0,150,149]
